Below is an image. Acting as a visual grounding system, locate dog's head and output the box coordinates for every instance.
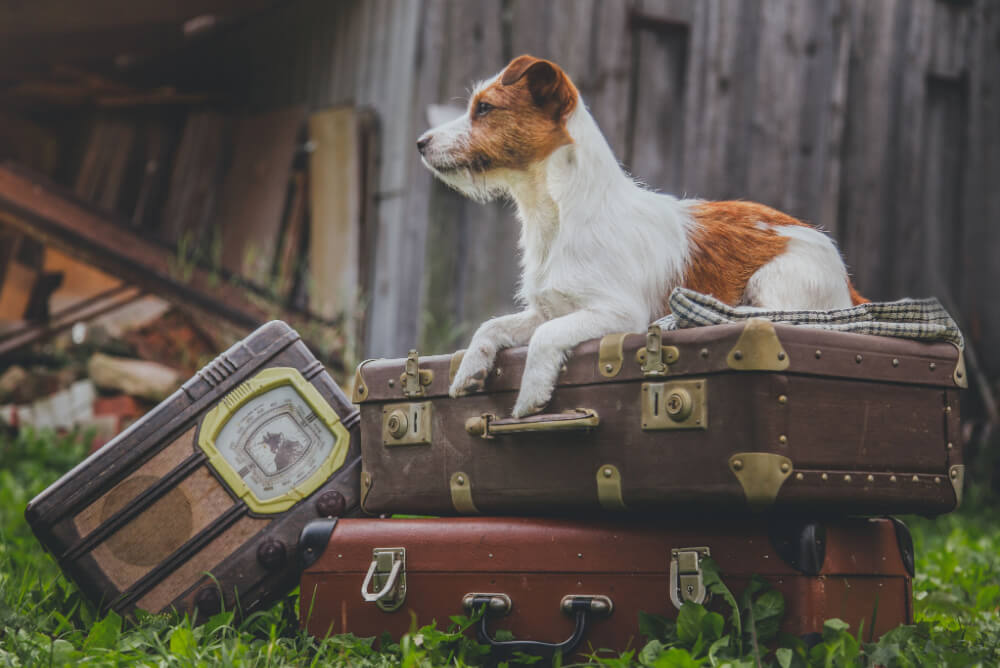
[417,55,579,201]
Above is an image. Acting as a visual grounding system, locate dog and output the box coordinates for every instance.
[417,55,866,418]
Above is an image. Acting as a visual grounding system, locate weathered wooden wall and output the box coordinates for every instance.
[203,0,1000,376]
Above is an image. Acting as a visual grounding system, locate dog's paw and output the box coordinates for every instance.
[511,384,553,418]
[449,351,491,398]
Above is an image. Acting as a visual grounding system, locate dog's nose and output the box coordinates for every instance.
[416,135,431,154]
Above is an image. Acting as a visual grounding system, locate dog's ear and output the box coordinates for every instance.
[501,55,577,120]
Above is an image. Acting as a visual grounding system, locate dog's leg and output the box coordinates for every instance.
[449,310,545,397]
[512,309,635,418]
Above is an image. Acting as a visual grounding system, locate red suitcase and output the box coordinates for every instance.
[299,516,913,659]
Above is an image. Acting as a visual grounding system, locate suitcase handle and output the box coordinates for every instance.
[463,593,612,658]
[464,408,599,438]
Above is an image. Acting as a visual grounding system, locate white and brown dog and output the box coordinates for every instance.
[417,55,865,418]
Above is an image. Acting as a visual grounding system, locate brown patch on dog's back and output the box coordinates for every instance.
[465,55,579,171]
[679,201,810,307]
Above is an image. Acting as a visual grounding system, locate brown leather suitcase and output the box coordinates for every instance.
[299,516,914,659]
[355,321,964,516]
[26,321,361,619]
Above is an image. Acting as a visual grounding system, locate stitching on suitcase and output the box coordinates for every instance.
[110,503,246,614]
[62,452,207,562]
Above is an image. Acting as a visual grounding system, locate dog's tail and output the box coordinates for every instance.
[848,280,868,305]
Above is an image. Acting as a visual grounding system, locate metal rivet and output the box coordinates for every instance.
[951,468,959,479]
[779,435,788,445]
[815,350,822,359]
[733,350,744,360]
[388,379,395,387]
[867,474,875,482]
[777,351,786,361]
[795,472,804,481]
[934,476,941,484]
[338,554,343,559]
[604,363,613,372]
[778,395,788,405]
[732,459,744,471]
[456,475,465,485]
[844,474,852,483]
[890,475,897,483]
[945,405,952,413]
[929,362,937,371]
[780,462,790,473]
[488,553,494,558]
[496,368,503,376]
[947,441,954,450]
[700,348,709,358]
[892,358,899,367]
[603,467,613,478]
[957,371,964,378]
[912,475,920,482]
[856,354,863,363]
[821,473,829,481]
[577,553,583,559]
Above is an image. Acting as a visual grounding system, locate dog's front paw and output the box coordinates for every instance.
[448,350,492,398]
[511,382,553,418]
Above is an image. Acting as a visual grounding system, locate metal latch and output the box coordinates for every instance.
[401,350,433,398]
[636,325,679,376]
[361,547,406,612]
[382,402,432,446]
[669,547,711,609]
[641,379,707,430]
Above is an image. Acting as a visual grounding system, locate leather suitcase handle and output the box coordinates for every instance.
[463,593,612,658]
[464,408,599,439]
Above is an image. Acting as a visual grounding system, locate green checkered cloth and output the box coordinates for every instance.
[654,288,964,349]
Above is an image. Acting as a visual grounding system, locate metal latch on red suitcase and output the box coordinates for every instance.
[361,547,406,612]
[670,547,711,609]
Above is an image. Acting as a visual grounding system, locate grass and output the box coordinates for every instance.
[1,429,998,666]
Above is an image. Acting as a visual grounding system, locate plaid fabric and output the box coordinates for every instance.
[653,288,965,349]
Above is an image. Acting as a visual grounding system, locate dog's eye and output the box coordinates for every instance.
[475,101,494,117]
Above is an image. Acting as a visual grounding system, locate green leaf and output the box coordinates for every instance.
[775,647,793,668]
[639,639,667,666]
[676,602,708,646]
[639,611,677,643]
[169,626,196,658]
[82,611,121,651]
[700,558,741,640]
[652,647,704,668]
[823,618,850,635]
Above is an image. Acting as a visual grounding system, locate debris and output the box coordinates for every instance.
[87,352,182,401]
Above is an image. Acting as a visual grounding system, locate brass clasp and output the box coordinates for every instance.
[401,350,433,398]
[669,547,711,609]
[636,325,679,376]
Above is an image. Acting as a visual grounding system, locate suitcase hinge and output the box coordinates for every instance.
[401,350,433,398]
[636,325,679,377]
[670,547,711,609]
[361,547,406,612]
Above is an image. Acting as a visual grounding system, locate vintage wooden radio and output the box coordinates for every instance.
[26,321,361,619]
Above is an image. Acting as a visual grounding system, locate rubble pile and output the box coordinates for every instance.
[0,299,216,451]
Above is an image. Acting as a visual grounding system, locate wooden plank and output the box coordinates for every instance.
[586,1,637,156]
[216,106,306,286]
[275,170,308,301]
[629,0,691,193]
[160,111,230,245]
[0,164,342,361]
[960,0,1000,375]
[307,107,364,321]
[837,0,908,299]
